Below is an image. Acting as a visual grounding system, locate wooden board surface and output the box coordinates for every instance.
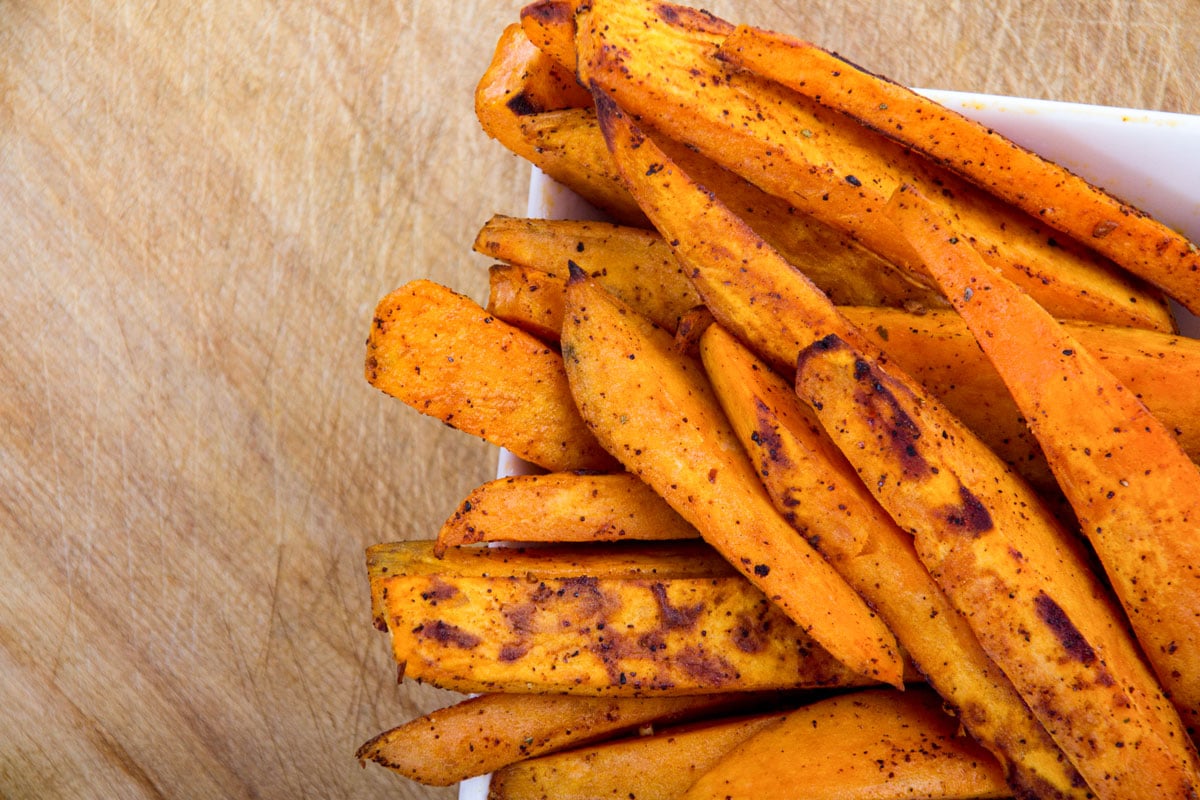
[1,1,1197,798]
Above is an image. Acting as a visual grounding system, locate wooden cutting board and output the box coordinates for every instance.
[1,2,1196,798]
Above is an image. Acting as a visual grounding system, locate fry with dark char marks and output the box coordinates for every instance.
[887,183,1200,743]
[717,24,1200,315]
[370,540,882,696]
[559,269,904,687]
[700,323,1088,800]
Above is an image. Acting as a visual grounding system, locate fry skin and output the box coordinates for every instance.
[887,183,1200,742]
[577,0,1173,331]
[559,268,903,687]
[435,471,699,554]
[700,323,1087,800]
[364,279,617,472]
[718,24,1200,315]
[683,688,1010,800]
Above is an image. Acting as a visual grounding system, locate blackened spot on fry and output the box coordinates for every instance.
[752,398,792,468]
[506,91,540,116]
[1035,591,1096,664]
[650,582,704,629]
[524,0,571,25]
[420,577,459,602]
[419,620,482,650]
[941,485,994,535]
[498,643,529,662]
[676,645,736,686]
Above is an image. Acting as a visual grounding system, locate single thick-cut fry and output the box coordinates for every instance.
[364,280,617,472]
[887,183,1200,741]
[476,24,648,224]
[367,539,733,631]
[559,269,903,687]
[794,333,1200,798]
[356,691,769,786]
[488,710,787,800]
[577,0,1173,331]
[683,688,1009,800]
[434,471,699,554]
[700,323,1087,799]
[370,540,879,696]
[718,24,1200,315]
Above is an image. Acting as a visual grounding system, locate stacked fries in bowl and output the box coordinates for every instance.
[358,2,1200,797]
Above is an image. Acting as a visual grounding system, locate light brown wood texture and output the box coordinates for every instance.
[1,2,1197,798]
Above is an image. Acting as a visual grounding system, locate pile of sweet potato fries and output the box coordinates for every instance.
[359,2,1200,797]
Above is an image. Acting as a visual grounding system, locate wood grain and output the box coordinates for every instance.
[0,1,1196,798]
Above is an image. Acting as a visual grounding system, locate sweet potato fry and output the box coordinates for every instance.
[356,691,771,786]
[699,323,1087,799]
[476,24,648,224]
[434,471,699,554]
[577,0,1173,331]
[718,24,1200,315]
[370,540,880,695]
[366,539,736,631]
[794,332,1200,798]
[559,268,903,687]
[488,710,787,800]
[364,280,617,472]
[683,688,1009,800]
[887,183,1200,741]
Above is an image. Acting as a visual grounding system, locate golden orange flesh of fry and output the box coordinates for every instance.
[435,471,699,553]
[577,0,1173,331]
[683,688,1010,800]
[370,540,878,696]
[887,183,1200,742]
[700,323,1088,799]
[364,279,617,472]
[559,269,903,687]
[793,332,1200,798]
[718,24,1200,315]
